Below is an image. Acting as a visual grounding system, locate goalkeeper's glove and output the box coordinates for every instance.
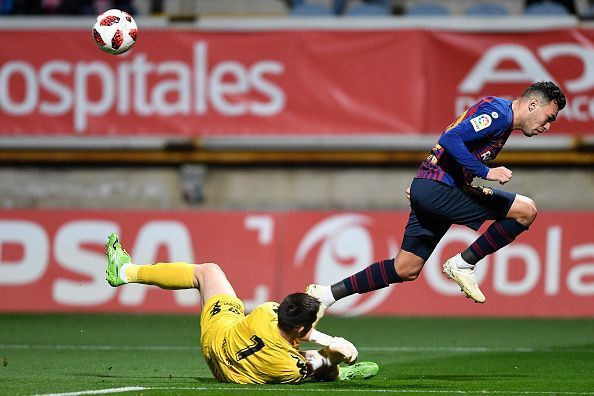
[302,349,332,371]
[327,336,358,364]
[308,330,358,364]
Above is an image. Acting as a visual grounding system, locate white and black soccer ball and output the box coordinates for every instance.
[92,9,138,55]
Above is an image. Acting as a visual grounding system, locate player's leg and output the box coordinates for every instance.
[326,249,424,301]
[193,262,236,306]
[442,185,526,303]
[105,233,240,384]
[306,206,447,321]
[459,192,533,267]
[106,233,196,289]
[307,249,419,310]
[505,194,538,226]
[105,233,236,305]
[446,194,534,302]
[402,180,495,303]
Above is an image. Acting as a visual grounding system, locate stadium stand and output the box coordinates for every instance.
[405,2,450,16]
[464,3,510,16]
[524,1,571,15]
[345,1,392,16]
[290,1,334,16]
[164,0,289,18]
[1,0,587,19]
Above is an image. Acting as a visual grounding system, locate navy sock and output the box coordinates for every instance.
[330,258,402,300]
[463,219,528,265]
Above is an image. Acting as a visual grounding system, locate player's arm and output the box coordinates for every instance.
[438,109,512,184]
[301,349,332,373]
[438,124,490,179]
[301,328,358,364]
[300,349,339,381]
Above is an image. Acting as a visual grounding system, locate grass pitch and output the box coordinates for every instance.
[0,314,593,395]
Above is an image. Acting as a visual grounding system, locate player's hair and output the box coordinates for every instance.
[277,292,320,333]
[521,81,566,110]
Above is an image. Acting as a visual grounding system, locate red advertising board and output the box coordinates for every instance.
[0,210,592,317]
[1,29,593,137]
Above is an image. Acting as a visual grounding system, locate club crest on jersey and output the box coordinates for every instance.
[470,114,492,132]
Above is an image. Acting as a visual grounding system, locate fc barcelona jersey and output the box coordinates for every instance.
[415,96,514,187]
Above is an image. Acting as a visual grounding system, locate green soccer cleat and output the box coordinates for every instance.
[338,361,379,381]
[105,233,131,287]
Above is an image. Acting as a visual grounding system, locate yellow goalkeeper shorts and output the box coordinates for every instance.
[200,294,245,382]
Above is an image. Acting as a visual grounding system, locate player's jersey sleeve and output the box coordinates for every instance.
[438,102,511,179]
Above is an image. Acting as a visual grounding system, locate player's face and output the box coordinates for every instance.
[522,100,559,137]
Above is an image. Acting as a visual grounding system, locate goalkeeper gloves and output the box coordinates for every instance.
[308,329,358,364]
[328,337,358,364]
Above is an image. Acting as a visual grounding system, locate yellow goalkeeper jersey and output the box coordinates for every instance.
[201,296,308,384]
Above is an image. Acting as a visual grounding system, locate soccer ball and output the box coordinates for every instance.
[92,9,137,55]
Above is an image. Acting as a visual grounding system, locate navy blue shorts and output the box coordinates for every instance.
[401,178,516,260]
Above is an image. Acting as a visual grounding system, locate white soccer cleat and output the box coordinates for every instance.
[442,254,486,304]
[305,284,331,327]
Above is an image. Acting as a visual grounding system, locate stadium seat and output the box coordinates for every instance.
[583,6,594,19]
[290,3,335,16]
[524,1,570,15]
[190,0,289,17]
[465,3,510,16]
[0,0,13,14]
[345,3,391,16]
[406,2,450,16]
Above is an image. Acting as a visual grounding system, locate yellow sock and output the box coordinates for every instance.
[124,264,140,283]
[131,262,196,289]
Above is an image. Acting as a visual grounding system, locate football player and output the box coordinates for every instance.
[105,233,378,384]
[307,81,566,314]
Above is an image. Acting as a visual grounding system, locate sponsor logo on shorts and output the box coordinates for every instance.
[470,114,492,131]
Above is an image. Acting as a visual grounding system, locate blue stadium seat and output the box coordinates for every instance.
[333,0,348,14]
[406,3,450,16]
[346,3,391,16]
[524,1,569,15]
[290,3,335,16]
[465,3,510,17]
[0,0,13,14]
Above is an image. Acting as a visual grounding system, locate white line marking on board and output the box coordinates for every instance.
[3,344,592,353]
[33,386,594,396]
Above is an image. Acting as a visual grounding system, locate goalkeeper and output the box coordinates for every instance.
[105,233,378,384]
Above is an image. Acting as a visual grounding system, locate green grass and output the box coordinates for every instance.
[1,314,593,395]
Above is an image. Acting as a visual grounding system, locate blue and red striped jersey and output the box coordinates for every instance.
[415,96,514,187]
